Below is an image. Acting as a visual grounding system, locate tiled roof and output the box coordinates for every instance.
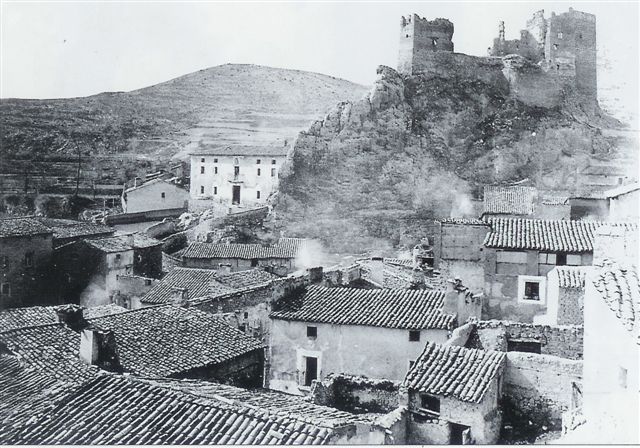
[0,354,87,440]
[0,304,127,333]
[8,374,333,445]
[555,266,588,289]
[402,342,506,403]
[144,378,377,428]
[141,268,219,304]
[190,144,290,157]
[541,196,569,205]
[37,218,113,242]
[271,285,455,330]
[124,177,187,194]
[438,217,489,226]
[182,238,305,260]
[0,324,98,382]
[0,217,52,238]
[85,233,162,252]
[604,182,640,198]
[591,264,639,342]
[89,306,264,376]
[483,186,537,216]
[141,268,279,305]
[483,218,638,252]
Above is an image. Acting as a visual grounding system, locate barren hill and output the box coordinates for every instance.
[0,64,369,161]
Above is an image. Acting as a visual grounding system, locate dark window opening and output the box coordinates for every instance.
[250,259,258,267]
[200,158,205,163]
[507,339,542,354]
[271,159,276,165]
[161,192,165,199]
[304,356,318,386]
[618,177,624,185]
[24,252,34,267]
[115,254,121,261]
[556,64,560,70]
[271,168,276,177]
[257,168,261,176]
[406,34,409,38]
[257,159,261,164]
[145,279,152,286]
[257,191,261,199]
[1,283,10,296]
[409,330,421,342]
[200,166,205,174]
[450,423,470,445]
[524,281,540,301]
[214,167,218,174]
[200,186,205,194]
[307,326,317,338]
[556,253,567,266]
[213,186,218,195]
[213,158,218,163]
[234,166,240,177]
[420,394,440,416]
[232,185,241,205]
[239,324,246,332]
[243,311,249,319]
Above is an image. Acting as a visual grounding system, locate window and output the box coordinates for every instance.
[518,275,546,303]
[243,311,249,319]
[409,330,421,342]
[420,395,440,416]
[271,168,276,177]
[200,158,205,163]
[257,168,261,176]
[145,279,152,286]
[161,192,166,199]
[214,167,218,174]
[497,251,527,264]
[234,158,239,165]
[125,265,132,275]
[213,158,218,163]
[257,191,261,199]
[239,324,246,332]
[0,283,10,296]
[507,339,542,354]
[257,159,261,164]
[200,166,205,174]
[234,166,240,176]
[619,367,628,389]
[539,253,557,264]
[200,186,205,194]
[250,259,258,267]
[555,253,567,265]
[307,326,317,338]
[115,254,121,261]
[271,159,276,165]
[567,254,582,266]
[213,186,218,195]
[24,252,34,267]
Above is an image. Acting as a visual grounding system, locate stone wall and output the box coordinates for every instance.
[503,352,582,429]
[144,220,176,239]
[174,348,265,388]
[311,374,400,414]
[471,320,584,360]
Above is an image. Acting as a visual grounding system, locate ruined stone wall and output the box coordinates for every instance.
[174,348,265,388]
[503,352,582,428]
[502,56,564,108]
[399,15,454,75]
[472,321,584,359]
[311,374,400,414]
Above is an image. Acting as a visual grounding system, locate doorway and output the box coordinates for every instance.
[304,356,318,386]
[450,422,471,445]
[232,185,241,205]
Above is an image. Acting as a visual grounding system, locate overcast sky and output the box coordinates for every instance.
[1,1,638,121]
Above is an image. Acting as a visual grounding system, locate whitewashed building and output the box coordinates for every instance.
[189,145,289,210]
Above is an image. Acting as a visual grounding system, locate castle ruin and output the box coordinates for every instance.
[398,8,598,103]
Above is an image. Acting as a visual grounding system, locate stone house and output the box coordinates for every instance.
[181,237,306,274]
[121,178,189,214]
[0,218,53,309]
[482,217,637,322]
[189,144,289,211]
[535,266,588,326]
[401,342,506,444]
[53,234,163,306]
[604,182,639,221]
[268,286,457,394]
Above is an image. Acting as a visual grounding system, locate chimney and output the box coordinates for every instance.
[170,287,189,307]
[79,326,121,372]
[308,266,324,283]
[369,257,385,286]
[218,263,232,275]
[411,268,425,288]
[55,304,88,332]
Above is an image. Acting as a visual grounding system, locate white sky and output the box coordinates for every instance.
[1,1,638,120]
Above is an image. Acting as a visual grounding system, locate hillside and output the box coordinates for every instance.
[0,64,369,162]
[272,64,633,253]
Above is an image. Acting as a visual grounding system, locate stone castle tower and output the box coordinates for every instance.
[491,8,597,98]
[398,14,454,74]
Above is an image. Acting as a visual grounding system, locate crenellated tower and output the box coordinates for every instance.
[398,14,454,74]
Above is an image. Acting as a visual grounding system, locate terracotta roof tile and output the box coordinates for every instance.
[555,266,588,289]
[483,186,537,216]
[438,217,489,226]
[7,374,332,445]
[181,238,306,260]
[270,285,455,330]
[0,304,127,332]
[483,218,638,252]
[190,144,290,157]
[402,342,506,403]
[591,264,639,342]
[37,218,114,243]
[85,233,162,253]
[0,218,52,238]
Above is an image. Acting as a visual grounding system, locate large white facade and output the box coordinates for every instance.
[189,147,289,209]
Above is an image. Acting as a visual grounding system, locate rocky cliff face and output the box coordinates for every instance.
[272,64,624,253]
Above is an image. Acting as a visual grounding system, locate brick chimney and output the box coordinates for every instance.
[369,257,385,286]
[79,326,121,372]
[218,263,232,275]
[170,287,189,307]
[55,304,89,332]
